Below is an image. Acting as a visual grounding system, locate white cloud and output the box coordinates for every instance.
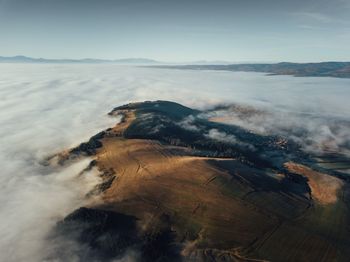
[205,128,237,143]
[0,64,350,261]
[177,115,200,131]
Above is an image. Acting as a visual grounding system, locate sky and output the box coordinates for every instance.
[0,0,350,62]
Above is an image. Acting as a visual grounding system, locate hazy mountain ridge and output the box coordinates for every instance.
[2,56,350,78]
[0,55,160,64]
[0,56,234,65]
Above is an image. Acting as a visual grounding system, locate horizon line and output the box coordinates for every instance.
[0,55,350,65]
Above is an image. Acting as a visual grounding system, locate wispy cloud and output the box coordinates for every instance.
[298,24,325,30]
[293,12,334,23]
[291,10,350,29]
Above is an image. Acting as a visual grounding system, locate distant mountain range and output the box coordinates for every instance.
[154,62,350,78]
[2,56,350,78]
[0,55,160,64]
[0,55,235,65]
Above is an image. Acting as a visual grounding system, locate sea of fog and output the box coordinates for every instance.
[0,64,350,261]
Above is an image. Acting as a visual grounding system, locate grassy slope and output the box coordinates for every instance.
[60,101,350,261]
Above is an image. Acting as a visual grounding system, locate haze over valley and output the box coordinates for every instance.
[1,64,350,261]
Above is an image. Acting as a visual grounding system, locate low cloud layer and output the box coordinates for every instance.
[1,64,350,261]
[202,106,350,158]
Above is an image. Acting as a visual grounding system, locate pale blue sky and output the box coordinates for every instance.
[0,0,349,62]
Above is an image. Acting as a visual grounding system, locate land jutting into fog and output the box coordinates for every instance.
[48,100,350,262]
[152,62,350,78]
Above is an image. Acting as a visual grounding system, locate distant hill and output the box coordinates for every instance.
[3,57,350,78]
[153,62,350,78]
[0,55,160,64]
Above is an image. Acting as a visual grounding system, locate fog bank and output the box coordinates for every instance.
[0,64,349,261]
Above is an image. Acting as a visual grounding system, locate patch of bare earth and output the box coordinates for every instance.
[284,162,343,205]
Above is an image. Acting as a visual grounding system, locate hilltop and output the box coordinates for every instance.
[50,101,350,262]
